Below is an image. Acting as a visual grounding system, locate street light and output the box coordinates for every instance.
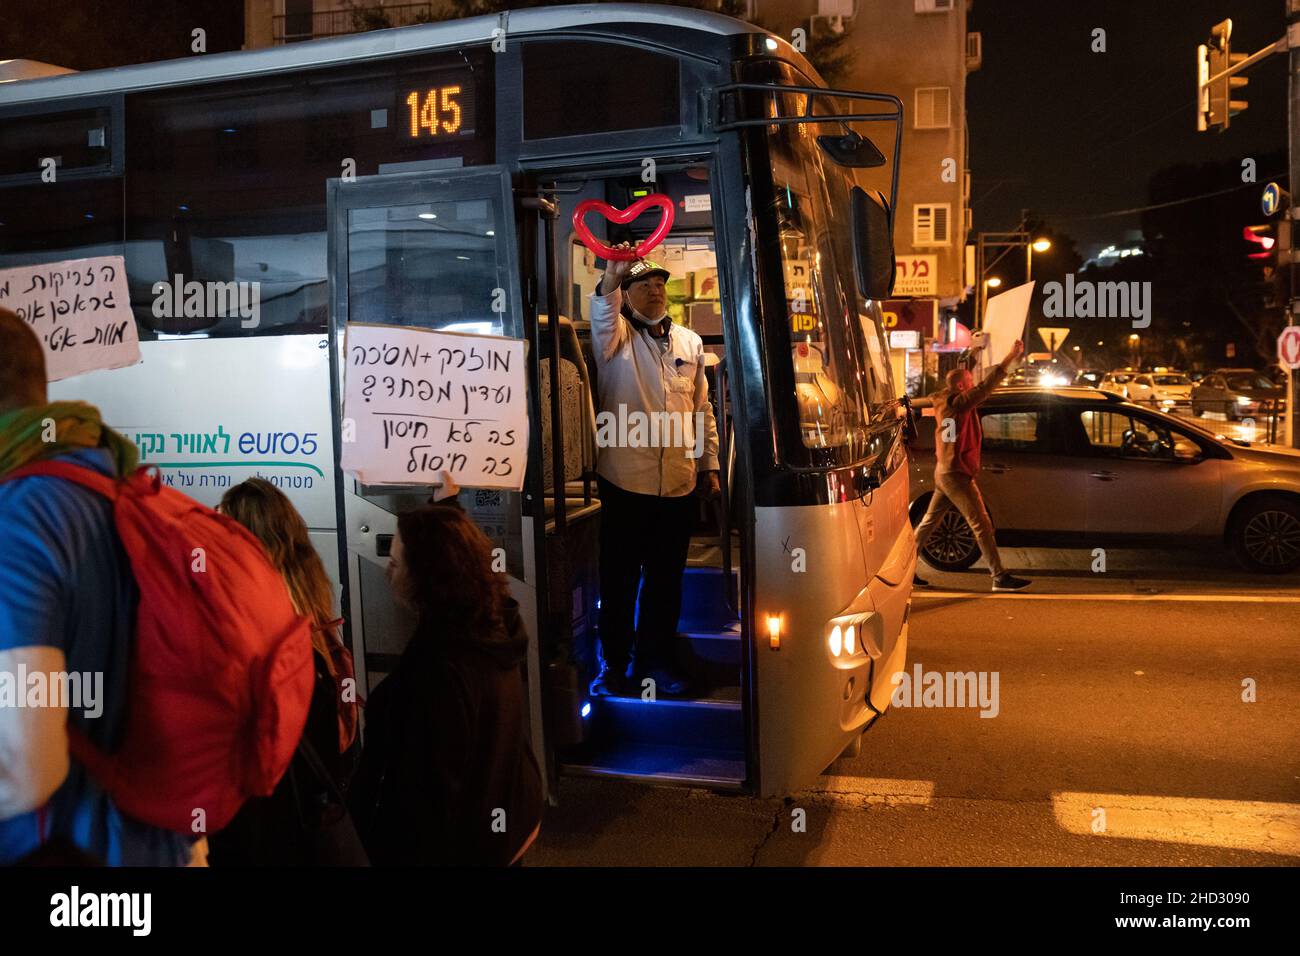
[986,276,1002,289]
[974,224,1053,328]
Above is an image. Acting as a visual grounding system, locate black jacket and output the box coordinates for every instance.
[208,650,358,866]
[349,598,543,866]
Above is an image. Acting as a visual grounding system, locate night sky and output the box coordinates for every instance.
[1,0,1290,256]
[968,0,1289,254]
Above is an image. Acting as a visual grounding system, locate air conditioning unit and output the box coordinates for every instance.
[915,0,955,13]
[966,31,982,71]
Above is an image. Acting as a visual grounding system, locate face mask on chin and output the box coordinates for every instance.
[631,305,668,327]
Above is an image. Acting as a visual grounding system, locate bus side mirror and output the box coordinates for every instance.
[851,186,895,300]
[817,131,886,168]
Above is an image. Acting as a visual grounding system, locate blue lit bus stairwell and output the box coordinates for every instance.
[562,565,746,789]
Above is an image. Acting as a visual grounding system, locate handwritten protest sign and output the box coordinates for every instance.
[339,323,528,491]
[0,255,142,382]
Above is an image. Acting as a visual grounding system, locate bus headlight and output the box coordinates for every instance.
[827,613,871,659]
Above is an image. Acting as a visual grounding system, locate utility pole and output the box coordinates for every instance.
[1288,0,1300,446]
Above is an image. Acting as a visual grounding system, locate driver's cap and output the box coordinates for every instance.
[622,259,670,288]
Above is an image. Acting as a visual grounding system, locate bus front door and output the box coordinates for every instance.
[325,167,547,782]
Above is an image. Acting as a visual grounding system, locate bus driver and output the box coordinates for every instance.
[588,245,720,699]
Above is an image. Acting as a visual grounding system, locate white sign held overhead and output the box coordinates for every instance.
[340,323,529,490]
[980,281,1036,374]
[1037,326,1071,351]
[0,255,142,382]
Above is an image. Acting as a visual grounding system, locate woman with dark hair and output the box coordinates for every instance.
[349,505,543,866]
[207,478,362,865]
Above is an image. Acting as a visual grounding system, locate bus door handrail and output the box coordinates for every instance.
[519,192,566,534]
[706,82,903,212]
[713,356,737,615]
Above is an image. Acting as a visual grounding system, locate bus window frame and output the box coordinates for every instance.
[0,94,124,187]
[737,63,904,480]
[502,38,716,162]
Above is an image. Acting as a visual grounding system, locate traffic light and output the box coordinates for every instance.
[1205,19,1248,130]
[1244,222,1291,308]
[1244,224,1276,261]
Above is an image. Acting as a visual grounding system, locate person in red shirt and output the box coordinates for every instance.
[913,340,1031,592]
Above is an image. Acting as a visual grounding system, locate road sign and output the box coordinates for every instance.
[1037,326,1070,351]
[1279,326,1300,370]
[1262,181,1287,217]
[1027,352,1053,362]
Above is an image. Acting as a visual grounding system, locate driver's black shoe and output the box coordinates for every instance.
[589,665,634,698]
[635,665,691,699]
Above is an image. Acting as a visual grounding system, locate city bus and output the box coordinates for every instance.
[0,3,916,798]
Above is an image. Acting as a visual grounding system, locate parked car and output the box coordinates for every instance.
[908,386,1300,574]
[1190,369,1287,421]
[1074,369,1105,388]
[1126,371,1194,411]
[1097,370,1137,397]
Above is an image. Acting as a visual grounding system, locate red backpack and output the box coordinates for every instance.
[4,460,315,835]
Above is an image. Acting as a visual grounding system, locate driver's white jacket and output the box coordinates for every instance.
[589,286,719,497]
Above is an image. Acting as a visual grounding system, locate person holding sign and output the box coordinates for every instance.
[913,340,1031,593]
[588,245,721,698]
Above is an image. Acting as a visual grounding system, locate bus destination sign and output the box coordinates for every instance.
[402,79,475,139]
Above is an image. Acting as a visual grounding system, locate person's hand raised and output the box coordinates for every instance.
[1002,339,1024,368]
[599,242,638,294]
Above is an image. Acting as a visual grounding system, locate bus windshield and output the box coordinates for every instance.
[764,90,895,458]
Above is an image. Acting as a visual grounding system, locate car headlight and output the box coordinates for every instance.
[1237,396,1252,405]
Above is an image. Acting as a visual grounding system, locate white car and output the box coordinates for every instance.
[1128,372,1194,411]
[1098,371,1137,397]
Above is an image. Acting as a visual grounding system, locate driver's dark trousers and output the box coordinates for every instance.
[913,469,1006,577]
[596,475,696,676]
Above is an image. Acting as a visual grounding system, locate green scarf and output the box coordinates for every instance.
[0,402,139,479]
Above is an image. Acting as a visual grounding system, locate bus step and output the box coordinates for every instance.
[589,692,742,751]
[678,566,740,630]
[561,741,746,790]
[680,625,741,686]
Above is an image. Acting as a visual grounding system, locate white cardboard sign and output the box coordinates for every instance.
[981,280,1036,373]
[0,255,142,382]
[340,323,528,490]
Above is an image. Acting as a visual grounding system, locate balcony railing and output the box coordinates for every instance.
[273,3,439,44]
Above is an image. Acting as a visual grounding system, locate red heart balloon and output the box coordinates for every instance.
[572,194,676,261]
